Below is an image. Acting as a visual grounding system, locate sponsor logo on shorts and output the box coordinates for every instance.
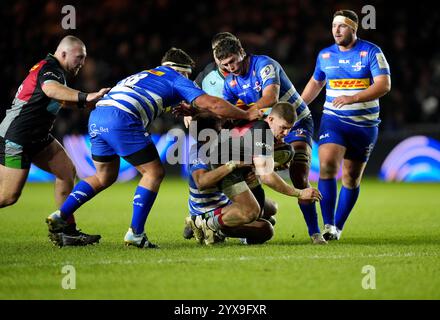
[89,124,100,137]
[365,143,375,158]
[89,124,108,137]
[319,133,330,140]
[295,128,306,137]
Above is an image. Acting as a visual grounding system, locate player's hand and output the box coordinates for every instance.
[87,88,111,103]
[183,116,192,128]
[297,187,322,202]
[332,95,356,108]
[172,101,197,117]
[246,108,264,121]
[244,168,259,185]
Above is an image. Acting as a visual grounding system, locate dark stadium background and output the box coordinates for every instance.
[2,0,439,176]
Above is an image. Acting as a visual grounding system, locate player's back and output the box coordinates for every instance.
[97,66,204,130]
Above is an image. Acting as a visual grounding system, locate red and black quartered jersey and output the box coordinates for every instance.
[0,54,66,144]
[213,120,274,164]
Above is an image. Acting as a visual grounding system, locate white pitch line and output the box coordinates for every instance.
[1,251,438,269]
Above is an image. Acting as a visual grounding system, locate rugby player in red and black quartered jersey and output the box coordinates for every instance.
[0,35,110,247]
[0,53,68,165]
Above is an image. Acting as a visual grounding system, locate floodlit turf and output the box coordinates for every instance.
[0,177,439,300]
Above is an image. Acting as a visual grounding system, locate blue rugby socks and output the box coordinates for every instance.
[299,202,320,236]
[60,180,96,219]
[318,178,337,226]
[335,186,360,231]
[130,186,157,234]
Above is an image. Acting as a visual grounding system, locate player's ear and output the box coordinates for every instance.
[267,115,274,123]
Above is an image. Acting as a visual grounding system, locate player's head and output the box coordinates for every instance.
[211,32,237,71]
[55,35,86,76]
[213,37,247,76]
[211,32,237,50]
[332,10,358,47]
[161,48,195,78]
[265,102,297,141]
[192,113,222,135]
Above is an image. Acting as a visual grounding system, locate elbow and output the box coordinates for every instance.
[41,84,54,99]
[195,179,209,191]
[384,82,391,94]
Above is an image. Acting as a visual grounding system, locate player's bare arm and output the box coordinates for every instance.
[194,94,262,121]
[301,76,326,105]
[192,161,248,191]
[253,156,322,201]
[332,74,391,108]
[248,84,280,111]
[42,82,110,108]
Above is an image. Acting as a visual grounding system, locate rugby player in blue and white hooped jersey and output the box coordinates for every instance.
[185,114,276,245]
[301,10,391,240]
[181,32,279,240]
[214,37,326,244]
[46,48,261,248]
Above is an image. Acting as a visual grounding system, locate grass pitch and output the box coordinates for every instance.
[0,177,439,300]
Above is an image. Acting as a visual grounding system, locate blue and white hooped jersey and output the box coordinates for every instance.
[96,66,205,130]
[223,55,311,121]
[188,146,231,216]
[313,39,391,127]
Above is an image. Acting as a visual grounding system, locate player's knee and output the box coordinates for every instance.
[293,149,311,167]
[319,161,339,177]
[246,221,274,244]
[263,199,278,217]
[241,201,261,224]
[53,163,76,187]
[153,166,165,182]
[291,174,308,189]
[342,171,361,188]
[96,172,118,188]
[0,192,21,208]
